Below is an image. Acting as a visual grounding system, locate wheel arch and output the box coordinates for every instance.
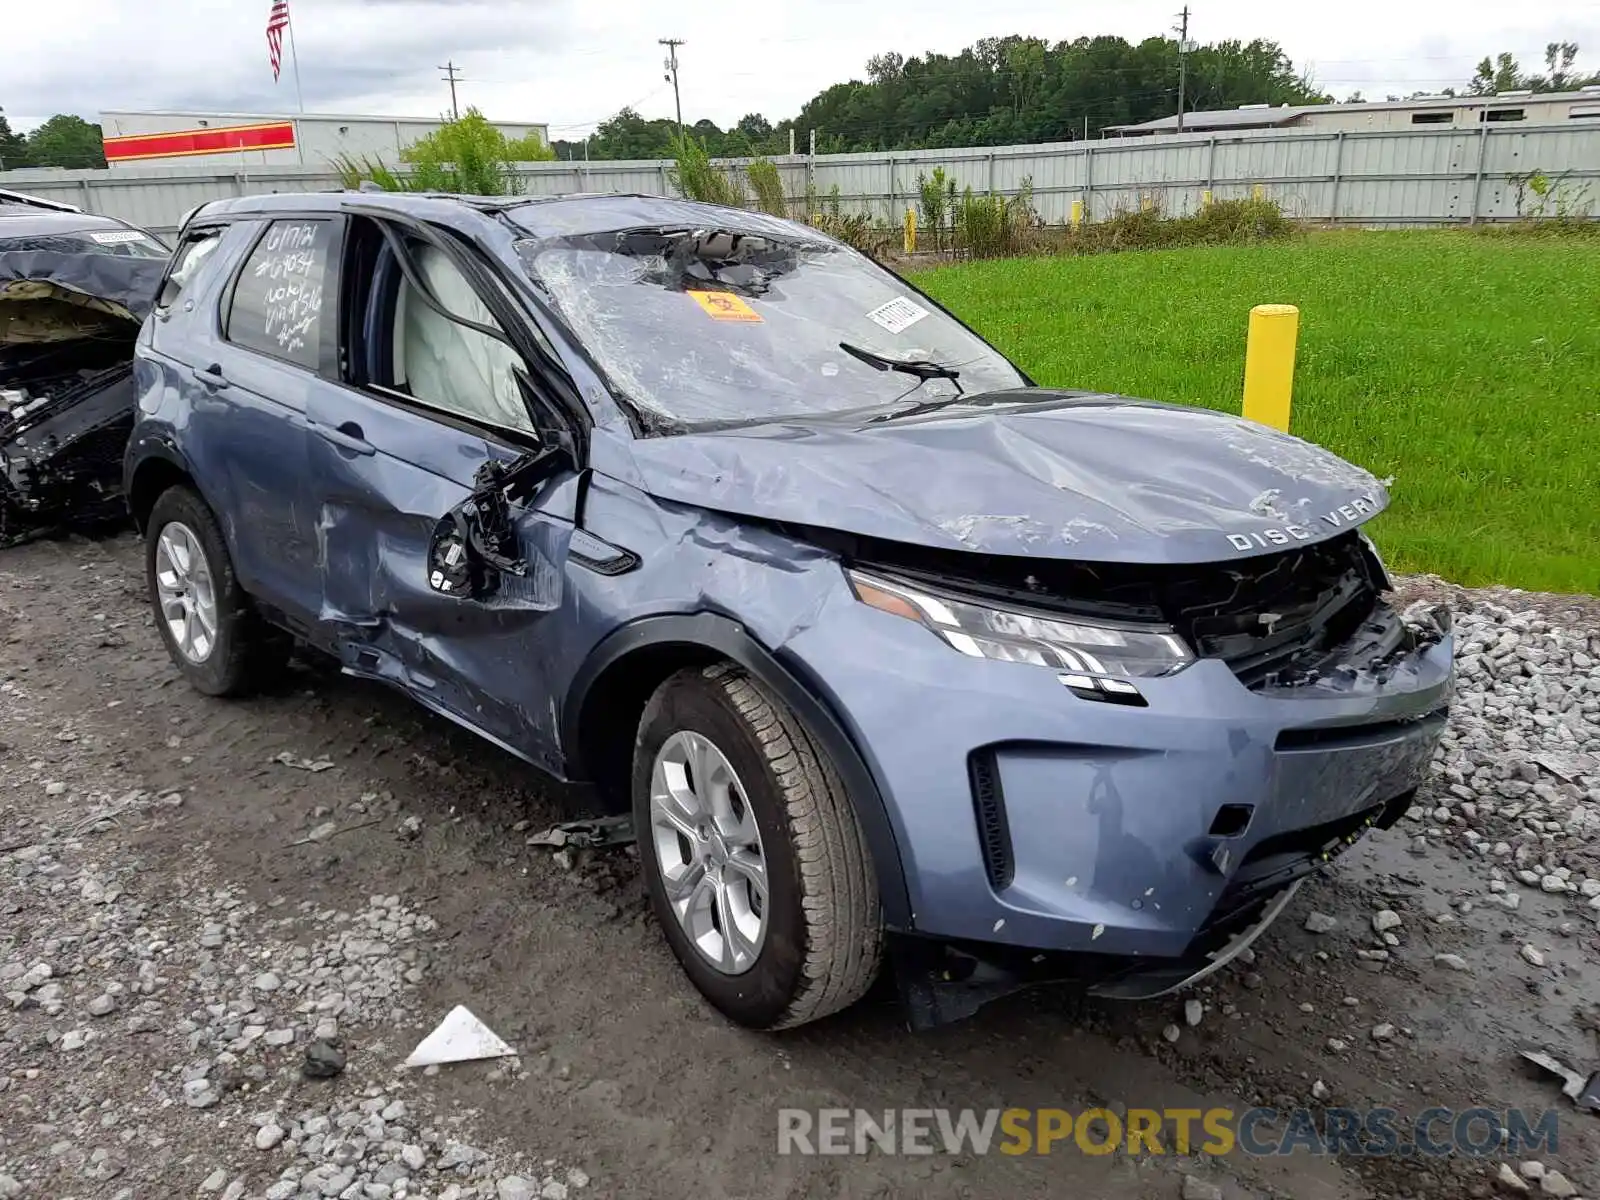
[124,438,200,536]
[563,613,913,931]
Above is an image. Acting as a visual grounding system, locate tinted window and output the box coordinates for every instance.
[523,228,1026,429]
[225,219,332,369]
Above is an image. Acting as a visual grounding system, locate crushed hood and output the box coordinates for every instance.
[0,249,165,352]
[620,389,1390,564]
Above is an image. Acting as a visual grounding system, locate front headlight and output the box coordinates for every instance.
[847,568,1193,679]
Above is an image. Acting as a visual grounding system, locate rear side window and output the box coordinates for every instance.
[225,219,333,370]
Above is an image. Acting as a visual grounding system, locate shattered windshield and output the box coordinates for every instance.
[519,228,1026,430]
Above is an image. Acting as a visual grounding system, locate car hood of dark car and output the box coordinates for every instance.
[615,389,1390,564]
[0,245,167,336]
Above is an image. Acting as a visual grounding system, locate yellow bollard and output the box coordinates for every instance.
[1139,191,1154,212]
[1252,183,1265,201]
[1069,199,1084,227]
[1242,304,1300,432]
[1201,188,1213,208]
[904,207,917,254]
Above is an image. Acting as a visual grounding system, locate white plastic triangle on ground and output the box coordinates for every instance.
[403,1004,516,1068]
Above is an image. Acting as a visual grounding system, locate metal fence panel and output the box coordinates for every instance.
[4,124,1598,237]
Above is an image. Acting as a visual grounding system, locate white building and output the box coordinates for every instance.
[1105,88,1600,137]
[99,110,550,170]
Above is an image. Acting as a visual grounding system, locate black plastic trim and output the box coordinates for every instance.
[967,749,1015,891]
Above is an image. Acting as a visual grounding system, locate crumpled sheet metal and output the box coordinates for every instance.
[609,390,1388,565]
[0,251,166,329]
[1519,1048,1600,1112]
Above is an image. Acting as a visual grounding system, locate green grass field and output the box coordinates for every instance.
[912,231,1600,594]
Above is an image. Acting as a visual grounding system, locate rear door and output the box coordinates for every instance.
[303,213,579,766]
[149,216,336,623]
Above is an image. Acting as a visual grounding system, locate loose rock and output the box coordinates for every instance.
[1180,1175,1224,1200]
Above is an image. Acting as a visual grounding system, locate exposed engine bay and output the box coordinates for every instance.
[1,228,166,545]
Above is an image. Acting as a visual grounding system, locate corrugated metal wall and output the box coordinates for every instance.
[4,125,1596,236]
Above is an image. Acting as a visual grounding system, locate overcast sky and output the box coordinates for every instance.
[8,0,1600,138]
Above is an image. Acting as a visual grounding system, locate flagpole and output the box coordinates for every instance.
[285,5,305,162]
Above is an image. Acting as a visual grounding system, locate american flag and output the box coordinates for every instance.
[266,0,291,81]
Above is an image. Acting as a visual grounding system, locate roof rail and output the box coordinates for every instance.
[0,187,83,214]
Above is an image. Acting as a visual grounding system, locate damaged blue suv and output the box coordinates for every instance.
[126,191,1452,1029]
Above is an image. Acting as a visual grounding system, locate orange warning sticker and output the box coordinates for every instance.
[687,290,763,322]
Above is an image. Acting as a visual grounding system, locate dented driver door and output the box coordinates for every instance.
[304,219,577,767]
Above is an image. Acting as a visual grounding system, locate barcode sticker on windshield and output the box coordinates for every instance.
[866,296,929,335]
[89,230,147,245]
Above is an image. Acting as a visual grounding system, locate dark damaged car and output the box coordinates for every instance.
[0,190,168,544]
[125,191,1453,1030]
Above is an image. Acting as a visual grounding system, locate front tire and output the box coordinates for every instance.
[633,664,883,1029]
[144,486,287,696]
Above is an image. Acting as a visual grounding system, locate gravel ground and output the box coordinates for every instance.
[1,534,1598,1200]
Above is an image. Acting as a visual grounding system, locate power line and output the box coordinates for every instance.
[438,61,464,120]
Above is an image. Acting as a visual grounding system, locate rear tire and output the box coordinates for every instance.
[633,663,882,1029]
[144,486,288,696]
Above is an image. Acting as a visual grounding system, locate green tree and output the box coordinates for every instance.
[503,129,556,162]
[538,30,1344,165]
[25,114,107,169]
[1468,43,1598,94]
[1470,52,1526,95]
[401,108,520,194]
[0,112,31,170]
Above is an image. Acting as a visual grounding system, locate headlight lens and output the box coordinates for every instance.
[847,568,1193,678]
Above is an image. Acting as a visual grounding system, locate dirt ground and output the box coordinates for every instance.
[2,531,1597,1200]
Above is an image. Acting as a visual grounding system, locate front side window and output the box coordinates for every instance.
[519,227,1027,430]
[225,219,332,370]
[389,242,534,433]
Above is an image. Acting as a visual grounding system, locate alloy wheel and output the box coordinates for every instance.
[153,520,218,665]
[648,730,769,975]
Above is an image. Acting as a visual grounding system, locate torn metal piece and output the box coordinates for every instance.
[525,815,635,850]
[1519,1048,1600,1112]
[1531,752,1596,783]
[404,1004,516,1068]
[271,751,336,772]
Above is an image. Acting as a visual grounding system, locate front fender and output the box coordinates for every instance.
[564,612,914,931]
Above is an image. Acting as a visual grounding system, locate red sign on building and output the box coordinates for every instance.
[103,121,297,163]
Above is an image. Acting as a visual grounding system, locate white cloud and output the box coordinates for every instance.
[6,0,1599,135]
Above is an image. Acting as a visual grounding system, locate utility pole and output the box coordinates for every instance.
[1174,7,1192,135]
[439,61,463,120]
[660,39,685,139]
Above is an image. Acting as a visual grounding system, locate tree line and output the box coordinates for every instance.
[550,36,1599,162]
[0,114,106,170]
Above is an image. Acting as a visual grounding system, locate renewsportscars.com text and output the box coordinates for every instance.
[777,1106,1561,1158]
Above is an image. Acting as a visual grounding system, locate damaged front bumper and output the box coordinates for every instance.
[779,552,1452,1027]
